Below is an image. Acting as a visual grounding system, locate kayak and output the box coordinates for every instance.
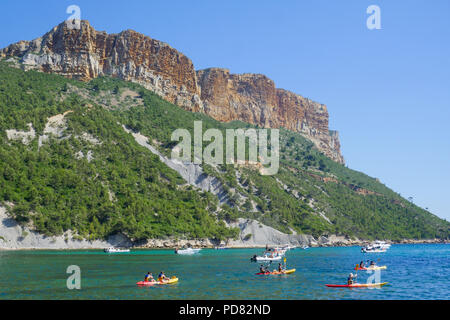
[256,268,296,275]
[325,282,388,288]
[355,265,387,271]
[137,277,179,286]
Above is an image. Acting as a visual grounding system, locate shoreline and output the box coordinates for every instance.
[1,206,447,251]
[1,240,447,251]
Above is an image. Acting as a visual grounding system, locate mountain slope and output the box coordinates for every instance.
[0,61,448,243]
[0,62,237,242]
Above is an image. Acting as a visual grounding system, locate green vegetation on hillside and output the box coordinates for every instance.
[0,62,237,241]
[0,61,448,241]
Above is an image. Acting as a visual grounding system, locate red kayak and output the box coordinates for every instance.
[326,282,388,288]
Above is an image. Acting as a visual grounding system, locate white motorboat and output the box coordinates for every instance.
[269,247,286,256]
[175,247,201,255]
[255,255,282,262]
[104,247,130,253]
[215,246,229,250]
[361,240,390,253]
[361,243,388,253]
[373,241,391,249]
[301,245,309,250]
[361,247,387,253]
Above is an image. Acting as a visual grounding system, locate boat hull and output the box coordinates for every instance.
[326,282,388,288]
[256,269,296,275]
[176,249,201,255]
[355,266,387,271]
[255,256,282,261]
[137,278,179,286]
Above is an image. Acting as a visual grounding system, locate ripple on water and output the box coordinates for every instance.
[0,244,448,299]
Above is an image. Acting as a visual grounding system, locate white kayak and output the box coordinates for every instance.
[175,248,201,255]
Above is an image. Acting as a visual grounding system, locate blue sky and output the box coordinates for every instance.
[1,0,449,220]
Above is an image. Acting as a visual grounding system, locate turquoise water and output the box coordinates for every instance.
[0,244,448,299]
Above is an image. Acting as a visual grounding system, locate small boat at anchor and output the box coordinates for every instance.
[175,247,201,255]
[355,265,387,271]
[104,247,130,253]
[251,253,283,262]
[361,241,390,253]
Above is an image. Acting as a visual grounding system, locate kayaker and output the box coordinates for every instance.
[259,265,266,274]
[370,260,376,266]
[144,272,154,282]
[158,271,169,282]
[359,261,365,268]
[347,273,357,285]
[174,247,178,254]
[278,263,283,273]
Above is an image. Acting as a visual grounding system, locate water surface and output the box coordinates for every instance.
[0,244,448,299]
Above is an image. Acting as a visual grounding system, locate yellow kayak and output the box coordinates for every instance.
[256,268,296,275]
[160,277,179,284]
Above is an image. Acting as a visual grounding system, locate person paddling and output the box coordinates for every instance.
[359,261,365,268]
[278,263,283,273]
[347,273,357,285]
[259,265,267,274]
[144,272,154,282]
[158,271,169,282]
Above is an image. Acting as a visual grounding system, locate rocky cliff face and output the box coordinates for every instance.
[0,20,344,163]
[197,68,344,163]
[0,20,202,111]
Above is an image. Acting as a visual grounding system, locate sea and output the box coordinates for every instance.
[0,244,448,300]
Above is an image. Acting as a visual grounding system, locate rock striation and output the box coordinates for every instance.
[197,68,344,163]
[0,20,202,111]
[1,20,344,163]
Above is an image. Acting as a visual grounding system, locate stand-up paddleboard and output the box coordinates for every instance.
[325,282,388,288]
[255,268,296,275]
